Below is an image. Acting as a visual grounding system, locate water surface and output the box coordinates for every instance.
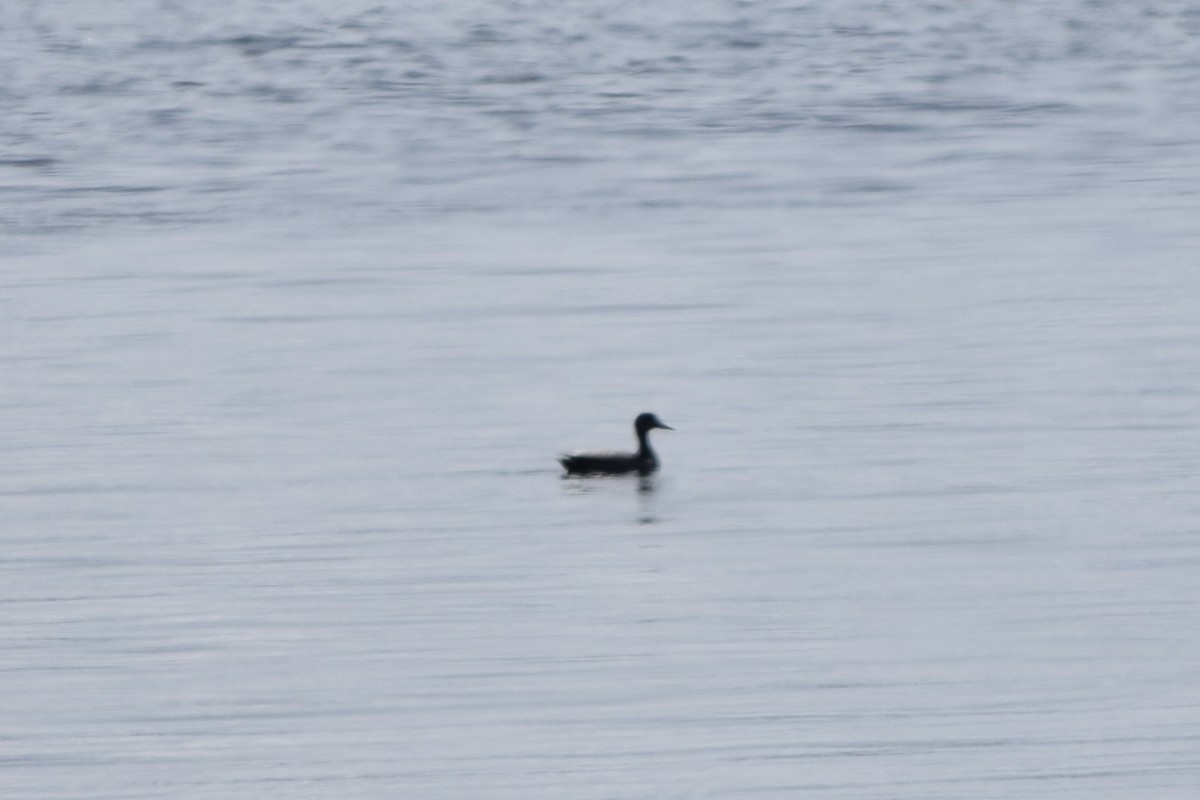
[3,2,1200,797]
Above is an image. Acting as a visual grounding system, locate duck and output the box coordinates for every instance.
[558,412,674,476]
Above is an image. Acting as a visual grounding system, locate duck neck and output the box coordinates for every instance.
[636,427,656,462]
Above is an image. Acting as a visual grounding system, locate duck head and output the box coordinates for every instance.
[635,412,673,434]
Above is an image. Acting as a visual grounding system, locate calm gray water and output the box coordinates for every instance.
[3,2,1200,797]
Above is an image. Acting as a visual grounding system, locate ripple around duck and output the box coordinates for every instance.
[0,158,60,169]
[220,33,304,57]
[53,184,167,196]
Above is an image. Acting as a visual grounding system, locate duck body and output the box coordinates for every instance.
[559,412,673,476]
[559,449,654,476]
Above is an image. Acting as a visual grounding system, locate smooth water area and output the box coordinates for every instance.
[3,2,1200,797]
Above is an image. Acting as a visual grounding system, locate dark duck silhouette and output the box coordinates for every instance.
[559,413,674,476]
